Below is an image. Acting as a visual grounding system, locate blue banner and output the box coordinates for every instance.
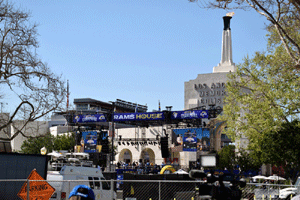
[73,110,207,123]
[114,112,164,121]
[82,131,98,153]
[74,114,106,123]
[171,110,208,119]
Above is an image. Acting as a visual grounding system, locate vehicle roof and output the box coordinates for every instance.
[60,166,103,177]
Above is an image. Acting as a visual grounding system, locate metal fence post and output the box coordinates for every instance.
[159,180,161,200]
[111,179,114,199]
[27,179,30,200]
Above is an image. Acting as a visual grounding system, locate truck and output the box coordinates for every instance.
[47,165,116,200]
[278,177,300,200]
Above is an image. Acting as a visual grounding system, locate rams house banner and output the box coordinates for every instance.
[114,112,165,121]
[73,110,208,123]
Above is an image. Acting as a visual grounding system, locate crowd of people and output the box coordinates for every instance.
[116,160,181,174]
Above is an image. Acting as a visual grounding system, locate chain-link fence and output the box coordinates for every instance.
[1,179,300,200]
[241,183,300,200]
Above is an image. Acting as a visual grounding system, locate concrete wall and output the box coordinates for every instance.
[10,120,49,152]
[184,72,229,110]
[50,126,74,137]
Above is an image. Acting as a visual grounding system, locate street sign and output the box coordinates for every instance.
[17,169,55,200]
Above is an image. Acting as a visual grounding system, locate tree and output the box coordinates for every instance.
[188,0,300,69]
[53,133,76,152]
[259,120,300,179]
[20,132,54,154]
[20,132,75,154]
[217,145,261,172]
[217,144,236,170]
[0,0,66,141]
[189,0,300,174]
[219,27,300,141]
[213,15,300,174]
[235,148,261,172]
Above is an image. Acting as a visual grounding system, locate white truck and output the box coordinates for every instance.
[47,165,116,200]
[279,177,300,200]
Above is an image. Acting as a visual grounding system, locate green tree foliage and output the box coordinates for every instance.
[53,133,76,151]
[20,133,54,154]
[217,17,300,169]
[21,132,75,154]
[218,145,236,170]
[259,120,300,178]
[235,149,261,172]
[217,145,261,172]
[220,33,300,143]
[189,0,300,171]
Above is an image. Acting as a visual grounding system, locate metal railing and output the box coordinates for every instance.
[0,179,299,200]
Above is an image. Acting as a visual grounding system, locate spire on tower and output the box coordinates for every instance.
[213,14,236,73]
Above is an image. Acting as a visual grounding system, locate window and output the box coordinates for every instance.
[94,177,100,188]
[88,177,110,190]
[101,177,110,190]
[88,177,94,189]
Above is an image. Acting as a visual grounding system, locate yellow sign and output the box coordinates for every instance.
[18,169,55,200]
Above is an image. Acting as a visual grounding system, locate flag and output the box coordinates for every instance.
[135,103,138,113]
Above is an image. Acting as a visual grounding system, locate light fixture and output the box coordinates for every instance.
[119,135,122,141]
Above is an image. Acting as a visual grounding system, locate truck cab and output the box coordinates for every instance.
[47,165,115,200]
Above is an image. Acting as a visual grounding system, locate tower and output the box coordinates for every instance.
[213,14,236,73]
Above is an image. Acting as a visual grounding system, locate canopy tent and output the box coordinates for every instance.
[266,175,286,181]
[47,151,63,158]
[251,175,267,180]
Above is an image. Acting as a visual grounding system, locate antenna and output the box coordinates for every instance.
[67,80,69,111]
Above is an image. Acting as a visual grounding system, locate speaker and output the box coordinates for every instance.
[101,139,109,153]
[160,137,169,158]
[92,153,100,165]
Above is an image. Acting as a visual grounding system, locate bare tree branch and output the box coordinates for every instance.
[0,1,66,141]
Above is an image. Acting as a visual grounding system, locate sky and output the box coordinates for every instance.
[4,0,268,113]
